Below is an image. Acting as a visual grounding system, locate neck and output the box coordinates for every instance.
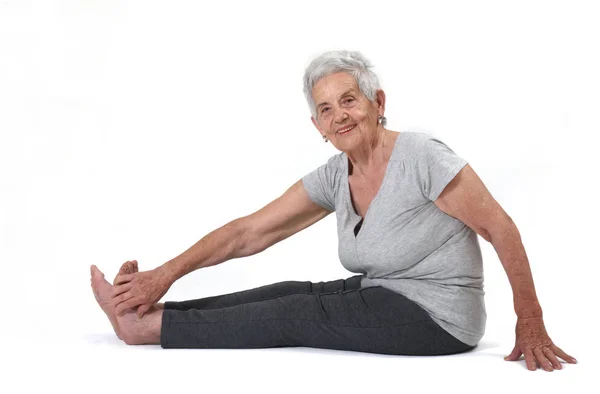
[347,128,397,177]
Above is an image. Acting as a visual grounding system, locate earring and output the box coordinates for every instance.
[323,135,328,142]
[377,115,383,124]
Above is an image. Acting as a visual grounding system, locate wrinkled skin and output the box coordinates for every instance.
[504,316,577,371]
[111,260,172,318]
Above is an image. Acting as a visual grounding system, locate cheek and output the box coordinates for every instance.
[355,109,371,123]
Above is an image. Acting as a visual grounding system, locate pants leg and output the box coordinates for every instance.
[161,274,474,356]
[164,274,363,311]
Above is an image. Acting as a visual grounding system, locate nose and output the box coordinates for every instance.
[334,108,348,123]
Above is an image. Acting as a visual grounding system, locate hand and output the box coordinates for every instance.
[111,265,173,317]
[504,316,577,371]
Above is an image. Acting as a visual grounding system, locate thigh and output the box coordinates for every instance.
[162,283,372,350]
[165,274,364,311]
[356,286,474,355]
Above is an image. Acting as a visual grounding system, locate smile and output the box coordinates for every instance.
[338,125,356,134]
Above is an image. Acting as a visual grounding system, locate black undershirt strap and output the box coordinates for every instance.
[354,218,364,236]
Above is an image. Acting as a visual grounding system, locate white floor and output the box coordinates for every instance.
[4,302,591,394]
[2,1,597,392]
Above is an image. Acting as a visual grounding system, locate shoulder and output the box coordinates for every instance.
[322,151,345,175]
[397,128,437,161]
[402,128,460,155]
[402,127,440,144]
[304,152,345,188]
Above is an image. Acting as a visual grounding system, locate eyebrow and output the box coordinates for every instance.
[316,89,356,110]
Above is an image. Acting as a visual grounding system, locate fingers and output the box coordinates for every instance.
[137,303,152,318]
[551,344,577,364]
[113,291,135,313]
[533,347,554,371]
[113,291,135,305]
[543,347,563,370]
[507,344,577,371]
[111,283,133,298]
[523,348,538,371]
[115,296,140,317]
[114,273,134,285]
[504,346,522,361]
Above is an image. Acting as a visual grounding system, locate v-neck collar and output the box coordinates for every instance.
[344,132,402,238]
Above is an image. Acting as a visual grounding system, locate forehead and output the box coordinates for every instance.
[312,72,359,101]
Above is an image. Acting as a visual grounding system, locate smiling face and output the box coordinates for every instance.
[310,72,385,147]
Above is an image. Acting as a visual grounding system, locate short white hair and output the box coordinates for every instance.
[303,50,386,126]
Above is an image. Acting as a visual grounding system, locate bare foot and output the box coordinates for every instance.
[90,264,122,339]
[116,261,163,344]
[116,304,162,345]
[92,262,163,345]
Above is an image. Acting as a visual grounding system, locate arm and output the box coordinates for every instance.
[112,218,248,316]
[434,163,577,370]
[159,179,332,283]
[487,218,543,318]
[489,217,577,370]
[159,218,248,283]
[432,163,543,318]
[117,178,331,293]
[113,179,331,315]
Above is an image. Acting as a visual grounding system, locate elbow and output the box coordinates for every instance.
[481,229,492,243]
[485,215,518,244]
[231,217,266,258]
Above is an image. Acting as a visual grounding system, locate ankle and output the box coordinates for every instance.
[120,307,163,345]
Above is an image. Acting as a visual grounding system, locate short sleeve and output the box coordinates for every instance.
[301,160,336,212]
[417,136,468,202]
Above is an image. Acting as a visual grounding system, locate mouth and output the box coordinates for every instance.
[337,125,356,135]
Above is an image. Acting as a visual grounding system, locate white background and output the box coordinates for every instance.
[1,0,597,392]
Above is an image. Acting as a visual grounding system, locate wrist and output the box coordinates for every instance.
[516,307,543,320]
[515,298,542,319]
[155,263,177,286]
[517,315,544,322]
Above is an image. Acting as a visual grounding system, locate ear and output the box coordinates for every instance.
[375,89,386,116]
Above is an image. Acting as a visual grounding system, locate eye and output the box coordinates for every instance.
[344,98,354,104]
[321,107,330,114]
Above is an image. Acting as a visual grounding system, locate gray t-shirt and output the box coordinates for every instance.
[301,130,486,346]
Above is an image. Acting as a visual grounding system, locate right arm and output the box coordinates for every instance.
[113,178,332,315]
[159,178,333,283]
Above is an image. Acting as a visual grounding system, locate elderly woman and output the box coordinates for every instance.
[90,50,576,371]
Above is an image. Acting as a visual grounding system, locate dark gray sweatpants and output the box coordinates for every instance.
[161,274,475,355]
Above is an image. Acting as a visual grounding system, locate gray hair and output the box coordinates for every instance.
[302,50,387,126]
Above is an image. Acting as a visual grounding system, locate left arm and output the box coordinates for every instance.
[433,163,542,318]
[434,163,577,370]
[486,218,543,319]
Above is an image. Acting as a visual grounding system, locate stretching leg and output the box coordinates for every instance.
[161,275,473,355]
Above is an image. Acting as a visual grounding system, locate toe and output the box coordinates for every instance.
[91,265,106,282]
[119,261,131,275]
[123,260,138,275]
